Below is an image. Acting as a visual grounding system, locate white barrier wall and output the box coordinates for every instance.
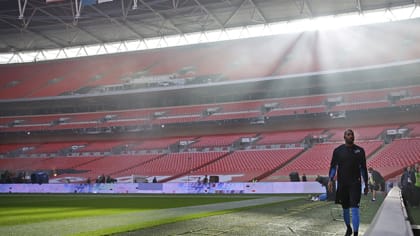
[0,182,325,194]
[364,187,414,236]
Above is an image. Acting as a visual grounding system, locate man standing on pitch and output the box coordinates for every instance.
[328,129,368,236]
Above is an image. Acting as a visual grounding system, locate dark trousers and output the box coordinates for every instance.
[402,185,415,206]
[413,186,420,206]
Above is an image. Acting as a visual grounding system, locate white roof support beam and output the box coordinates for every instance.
[173,0,179,9]
[249,0,267,23]
[296,0,314,17]
[89,4,144,39]
[138,0,183,34]
[193,0,224,28]
[223,0,247,26]
[356,0,363,14]
[17,0,28,20]
[18,0,37,31]
[0,18,65,49]
[30,2,103,44]
[21,8,37,30]
[132,0,138,10]
[122,0,134,19]
[74,0,83,21]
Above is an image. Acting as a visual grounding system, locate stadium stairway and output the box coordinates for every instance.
[160,151,233,183]
[365,141,386,163]
[108,153,167,178]
[70,156,105,169]
[254,148,306,181]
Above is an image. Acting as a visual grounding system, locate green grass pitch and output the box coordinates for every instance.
[0,193,388,236]
[0,194,258,225]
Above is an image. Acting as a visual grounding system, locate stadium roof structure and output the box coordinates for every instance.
[0,0,419,53]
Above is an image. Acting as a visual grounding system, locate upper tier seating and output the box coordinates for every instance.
[25,142,88,155]
[189,133,257,149]
[266,106,326,117]
[256,129,324,145]
[0,143,39,155]
[1,83,419,133]
[201,111,262,121]
[276,95,327,108]
[217,101,265,112]
[0,62,73,99]
[78,141,126,153]
[128,137,196,150]
[395,97,420,107]
[340,89,390,103]
[407,85,420,96]
[328,101,391,112]
[405,122,420,137]
[1,19,420,99]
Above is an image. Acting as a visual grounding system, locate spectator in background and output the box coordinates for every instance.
[401,166,416,206]
[328,129,368,236]
[315,175,333,201]
[152,177,157,183]
[386,181,394,193]
[203,175,209,185]
[414,164,420,206]
[368,167,385,201]
[97,174,106,183]
[302,173,307,182]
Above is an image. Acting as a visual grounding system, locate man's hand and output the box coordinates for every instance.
[328,180,334,192]
[364,185,369,195]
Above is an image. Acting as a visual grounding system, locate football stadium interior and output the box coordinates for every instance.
[1,0,420,235]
